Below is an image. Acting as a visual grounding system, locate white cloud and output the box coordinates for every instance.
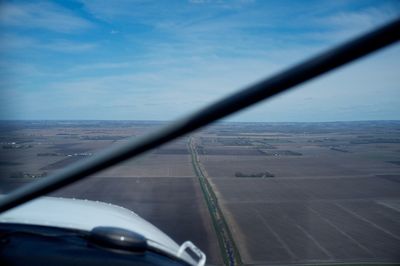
[0,1,94,32]
[2,1,399,121]
[325,5,399,29]
[312,4,400,43]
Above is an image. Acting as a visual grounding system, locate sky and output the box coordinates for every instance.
[0,0,399,122]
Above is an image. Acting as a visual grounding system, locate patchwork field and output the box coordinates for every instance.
[195,121,400,265]
[1,120,400,265]
[0,121,221,265]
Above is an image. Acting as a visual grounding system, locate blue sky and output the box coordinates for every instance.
[0,0,399,121]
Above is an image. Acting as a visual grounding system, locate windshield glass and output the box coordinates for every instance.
[1,1,399,265]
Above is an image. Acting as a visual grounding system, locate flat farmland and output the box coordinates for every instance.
[0,121,193,179]
[0,138,115,178]
[195,121,400,265]
[52,176,222,265]
[198,147,265,156]
[95,139,194,177]
[0,121,221,264]
[211,177,400,264]
[95,153,195,177]
[211,176,400,205]
[222,200,400,264]
[0,173,218,262]
[200,144,400,178]
[201,154,400,178]
[2,120,400,265]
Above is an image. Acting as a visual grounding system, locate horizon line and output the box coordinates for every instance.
[0,119,399,123]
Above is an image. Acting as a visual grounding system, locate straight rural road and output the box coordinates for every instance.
[188,137,242,266]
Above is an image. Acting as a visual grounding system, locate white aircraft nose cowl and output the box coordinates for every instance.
[0,196,181,257]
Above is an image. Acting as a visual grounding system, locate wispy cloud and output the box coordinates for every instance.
[325,5,399,29]
[42,40,97,52]
[0,34,96,53]
[188,0,255,8]
[0,1,94,32]
[310,3,400,42]
[81,0,142,21]
[70,62,133,72]
[1,0,399,121]
[0,34,36,49]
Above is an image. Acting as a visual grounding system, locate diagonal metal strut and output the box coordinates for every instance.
[0,18,399,213]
